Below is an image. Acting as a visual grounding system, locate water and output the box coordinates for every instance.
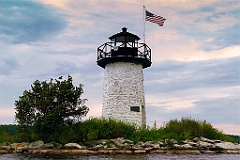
[1,154,240,160]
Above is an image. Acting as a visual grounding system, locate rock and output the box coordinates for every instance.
[0,149,11,154]
[8,142,29,153]
[29,140,44,149]
[9,143,17,150]
[42,142,62,149]
[173,143,193,149]
[92,144,104,149]
[142,141,152,148]
[9,142,29,151]
[181,144,193,149]
[200,137,215,144]
[124,139,133,144]
[144,147,153,152]
[165,139,178,144]
[64,143,83,149]
[173,144,181,148]
[110,137,133,149]
[182,140,189,144]
[98,149,114,154]
[106,143,118,149]
[134,149,146,153]
[187,141,198,147]
[114,149,132,154]
[215,142,240,150]
[94,139,107,145]
[214,140,221,143]
[193,137,200,142]
[152,144,160,149]
[200,150,216,154]
[1,145,10,150]
[224,150,240,154]
[198,141,213,148]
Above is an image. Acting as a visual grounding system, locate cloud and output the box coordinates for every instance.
[192,96,240,124]
[144,57,239,94]
[214,123,240,135]
[0,58,19,75]
[0,0,67,44]
[146,95,240,134]
[145,0,239,54]
[0,107,16,124]
[144,57,239,134]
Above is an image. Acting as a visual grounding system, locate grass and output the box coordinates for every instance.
[0,117,237,144]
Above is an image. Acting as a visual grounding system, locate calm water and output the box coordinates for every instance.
[1,154,240,160]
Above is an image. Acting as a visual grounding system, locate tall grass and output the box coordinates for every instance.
[75,118,136,142]
[160,117,234,142]
[0,117,236,144]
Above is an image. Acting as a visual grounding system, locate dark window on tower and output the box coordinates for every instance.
[130,106,140,112]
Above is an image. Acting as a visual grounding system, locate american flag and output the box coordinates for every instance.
[146,10,166,26]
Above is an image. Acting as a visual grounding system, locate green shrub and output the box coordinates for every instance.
[161,117,235,142]
[76,118,136,142]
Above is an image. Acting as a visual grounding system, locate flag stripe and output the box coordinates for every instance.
[146,10,166,26]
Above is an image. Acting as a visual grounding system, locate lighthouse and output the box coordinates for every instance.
[97,27,151,126]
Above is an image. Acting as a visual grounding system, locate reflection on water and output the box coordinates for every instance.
[1,154,240,160]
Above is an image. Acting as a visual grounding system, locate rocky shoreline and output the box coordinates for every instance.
[1,137,239,155]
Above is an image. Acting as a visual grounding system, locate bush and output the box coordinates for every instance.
[76,118,136,143]
[161,117,235,142]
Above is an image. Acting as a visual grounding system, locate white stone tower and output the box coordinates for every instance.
[97,27,151,126]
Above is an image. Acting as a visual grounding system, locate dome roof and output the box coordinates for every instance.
[109,27,140,41]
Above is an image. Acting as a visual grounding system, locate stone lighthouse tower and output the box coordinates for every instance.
[97,27,151,126]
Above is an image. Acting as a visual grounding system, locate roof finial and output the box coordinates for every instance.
[122,27,127,32]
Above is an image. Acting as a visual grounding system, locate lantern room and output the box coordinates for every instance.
[97,27,152,69]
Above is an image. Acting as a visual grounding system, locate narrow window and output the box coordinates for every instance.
[130,106,140,112]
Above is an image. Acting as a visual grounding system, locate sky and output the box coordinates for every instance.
[0,0,239,135]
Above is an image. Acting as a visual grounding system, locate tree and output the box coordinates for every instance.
[15,75,89,126]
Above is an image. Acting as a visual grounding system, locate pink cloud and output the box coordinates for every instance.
[214,123,240,135]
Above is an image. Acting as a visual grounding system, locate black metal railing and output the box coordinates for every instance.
[97,42,151,62]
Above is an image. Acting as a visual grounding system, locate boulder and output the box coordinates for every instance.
[92,144,104,149]
[215,142,240,150]
[124,139,133,144]
[0,149,10,154]
[1,145,10,150]
[214,139,222,143]
[187,141,198,147]
[198,141,213,148]
[165,139,178,144]
[134,149,146,153]
[98,149,114,154]
[200,137,215,144]
[173,144,181,148]
[29,140,44,149]
[181,144,193,149]
[111,138,129,149]
[193,137,200,142]
[9,142,29,150]
[152,144,160,149]
[64,143,83,149]
[42,142,62,149]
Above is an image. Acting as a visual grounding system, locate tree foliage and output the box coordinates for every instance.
[15,75,89,126]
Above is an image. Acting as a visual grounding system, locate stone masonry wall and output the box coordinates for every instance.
[102,62,146,126]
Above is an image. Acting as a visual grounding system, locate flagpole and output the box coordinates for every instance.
[143,5,146,44]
